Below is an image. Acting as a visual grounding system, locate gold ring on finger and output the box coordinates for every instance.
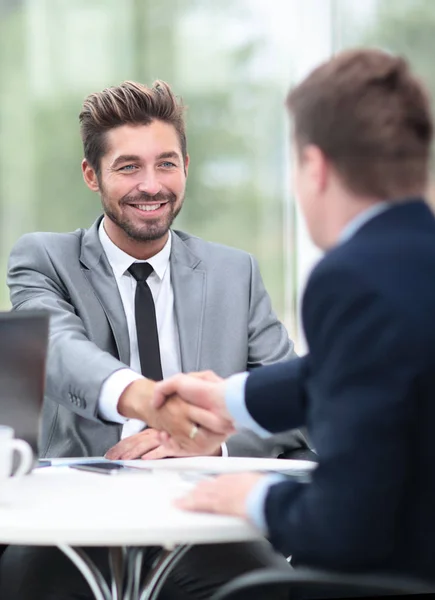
[189,424,199,440]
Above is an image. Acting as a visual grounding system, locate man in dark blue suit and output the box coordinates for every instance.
[153,48,435,583]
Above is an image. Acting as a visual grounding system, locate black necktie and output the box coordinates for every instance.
[128,263,163,381]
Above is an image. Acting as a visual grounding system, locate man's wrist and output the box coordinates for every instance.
[99,369,143,424]
[217,381,233,421]
[246,474,288,533]
[117,378,156,422]
[225,372,271,438]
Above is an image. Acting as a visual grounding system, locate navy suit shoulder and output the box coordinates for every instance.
[307,199,435,352]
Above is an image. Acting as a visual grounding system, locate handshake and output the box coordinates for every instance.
[107,371,236,460]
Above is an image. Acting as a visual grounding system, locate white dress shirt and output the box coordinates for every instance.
[98,220,182,439]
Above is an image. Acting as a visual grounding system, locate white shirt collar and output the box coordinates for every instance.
[338,201,392,245]
[98,218,172,281]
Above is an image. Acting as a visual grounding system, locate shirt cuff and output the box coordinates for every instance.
[98,368,144,424]
[246,474,288,534]
[225,372,272,438]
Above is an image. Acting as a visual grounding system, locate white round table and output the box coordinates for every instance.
[0,466,262,600]
[0,458,315,600]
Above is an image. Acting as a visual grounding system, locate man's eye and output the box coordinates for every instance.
[119,165,137,171]
[160,161,176,168]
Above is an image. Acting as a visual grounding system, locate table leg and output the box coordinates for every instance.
[57,544,112,600]
[57,544,191,600]
[109,547,126,600]
[124,547,145,599]
[138,544,192,600]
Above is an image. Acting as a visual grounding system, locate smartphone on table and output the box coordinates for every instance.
[69,462,145,476]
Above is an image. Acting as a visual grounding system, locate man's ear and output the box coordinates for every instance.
[303,145,329,194]
[184,154,190,177]
[82,159,100,192]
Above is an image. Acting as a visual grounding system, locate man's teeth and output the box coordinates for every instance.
[136,204,162,212]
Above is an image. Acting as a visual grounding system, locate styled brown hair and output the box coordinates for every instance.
[286,49,433,199]
[79,80,187,175]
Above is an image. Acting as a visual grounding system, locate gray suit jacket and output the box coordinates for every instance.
[7,216,310,458]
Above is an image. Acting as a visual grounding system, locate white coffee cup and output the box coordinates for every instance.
[0,425,33,481]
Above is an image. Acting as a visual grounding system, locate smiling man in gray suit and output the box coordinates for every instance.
[2,80,303,599]
[7,80,309,463]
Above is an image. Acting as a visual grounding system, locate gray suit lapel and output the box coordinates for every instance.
[79,217,130,365]
[171,232,206,373]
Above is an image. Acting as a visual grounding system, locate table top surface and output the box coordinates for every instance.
[0,457,315,548]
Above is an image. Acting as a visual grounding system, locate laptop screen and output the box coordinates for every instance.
[0,311,49,454]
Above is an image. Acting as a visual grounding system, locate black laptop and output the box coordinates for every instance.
[0,311,49,455]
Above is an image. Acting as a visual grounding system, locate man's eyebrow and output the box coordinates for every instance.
[156,151,181,161]
[110,155,141,169]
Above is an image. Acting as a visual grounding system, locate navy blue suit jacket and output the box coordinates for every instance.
[245,199,435,581]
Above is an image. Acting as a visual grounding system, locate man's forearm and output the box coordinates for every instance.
[224,372,271,437]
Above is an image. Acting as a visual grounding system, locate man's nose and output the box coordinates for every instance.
[137,170,162,196]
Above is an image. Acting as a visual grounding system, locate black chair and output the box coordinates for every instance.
[211,567,435,600]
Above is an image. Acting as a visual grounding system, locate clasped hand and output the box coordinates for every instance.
[151,371,235,455]
[110,371,235,459]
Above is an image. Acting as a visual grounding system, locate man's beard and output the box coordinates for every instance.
[102,191,183,242]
